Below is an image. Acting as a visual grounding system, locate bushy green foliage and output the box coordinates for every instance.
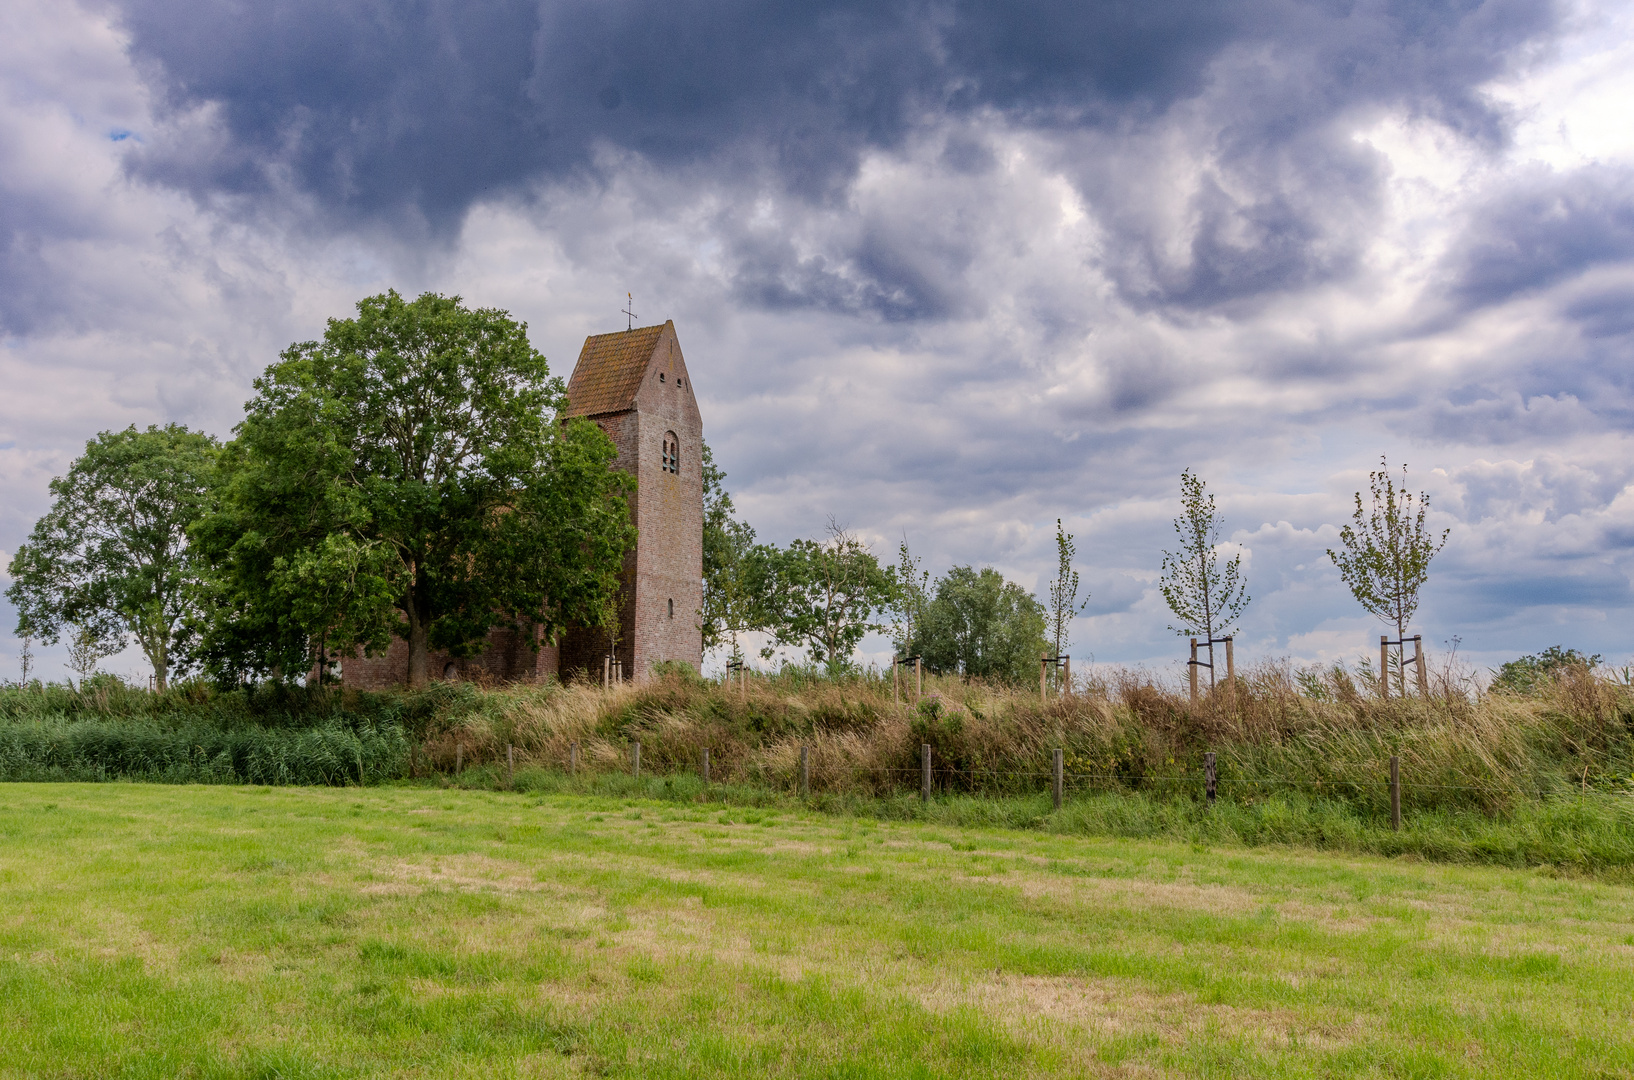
[912,566,1047,683]
[0,718,406,784]
[6,424,220,690]
[1491,645,1602,695]
[193,290,635,687]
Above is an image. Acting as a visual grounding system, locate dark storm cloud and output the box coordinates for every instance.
[1446,165,1634,309]
[1566,288,1634,340]
[109,0,1559,316]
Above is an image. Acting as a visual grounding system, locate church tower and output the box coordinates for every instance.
[558,320,704,681]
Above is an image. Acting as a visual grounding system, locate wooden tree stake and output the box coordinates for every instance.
[702,747,710,784]
[1414,637,1429,698]
[1189,639,1199,704]
[456,744,463,775]
[570,741,578,776]
[506,744,514,788]
[633,740,641,779]
[1053,748,1063,811]
[1390,754,1401,831]
[1204,751,1216,805]
[921,744,931,803]
[1380,636,1390,700]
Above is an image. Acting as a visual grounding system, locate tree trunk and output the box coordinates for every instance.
[407,615,429,688]
[150,632,169,694]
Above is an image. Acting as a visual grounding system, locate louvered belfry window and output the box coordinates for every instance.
[662,432,680,474]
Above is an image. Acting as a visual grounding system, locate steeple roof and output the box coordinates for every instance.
[563,322,669,418]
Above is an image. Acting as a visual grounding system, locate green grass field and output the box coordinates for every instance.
[4,783,1633,1078]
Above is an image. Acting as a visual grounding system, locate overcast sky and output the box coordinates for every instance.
[4,0,1634,682]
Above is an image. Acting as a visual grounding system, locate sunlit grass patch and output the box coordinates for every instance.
[3,782,1634,1077]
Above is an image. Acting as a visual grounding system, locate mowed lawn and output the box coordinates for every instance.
[3,785,1633,1079]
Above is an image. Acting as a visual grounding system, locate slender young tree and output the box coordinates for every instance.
[887,537,931,657]
[1159,469,1249,686]
[6,424,220,691]
[1047,519,1089,682]
[1327,458,1449,694]
[17,635,33,686]
[65,624,121,685]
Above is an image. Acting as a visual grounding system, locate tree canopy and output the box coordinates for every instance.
[764,524,893,675]
[1327,458,1448,648]
[700,443,772,662]
[192,290,635,686]
[1159,468,1249,650]
[913,565,1047,684]
[6,424,219,690]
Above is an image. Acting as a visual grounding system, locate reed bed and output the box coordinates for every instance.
[421,660,1634,815]
[1,660,1629,812]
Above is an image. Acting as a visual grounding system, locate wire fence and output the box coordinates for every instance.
[435,737,1586,825]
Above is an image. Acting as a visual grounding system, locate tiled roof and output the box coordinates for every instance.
[563,323,666,418]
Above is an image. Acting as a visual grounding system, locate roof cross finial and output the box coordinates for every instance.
[622,291,638,331]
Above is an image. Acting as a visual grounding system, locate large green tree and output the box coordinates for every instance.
[699,443,771,662]
[914,566,1047,683]
[193,290,635,687]
[765,524,893,674]
[7,424,220,690]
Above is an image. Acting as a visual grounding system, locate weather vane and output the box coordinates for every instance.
[622,292,638,331]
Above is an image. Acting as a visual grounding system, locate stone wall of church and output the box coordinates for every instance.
[341,629,559,689]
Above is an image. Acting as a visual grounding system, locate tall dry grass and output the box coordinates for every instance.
[420,660,1634,813]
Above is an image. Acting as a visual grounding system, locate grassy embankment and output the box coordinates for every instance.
[4,662,1634,871]
[3,781,1634,1078]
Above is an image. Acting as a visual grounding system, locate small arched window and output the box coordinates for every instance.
[661,432,680,475]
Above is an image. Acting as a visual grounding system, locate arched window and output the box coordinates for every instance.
[661,432,680,475]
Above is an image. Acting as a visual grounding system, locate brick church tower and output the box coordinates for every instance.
[340,319,702,688]
[557,320,704,681]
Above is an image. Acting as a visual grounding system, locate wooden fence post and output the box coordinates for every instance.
[569,741,578,776]
[1390,755,1401,831]
[1414,637,1428,698]
[921,744,931,803]
[1379,636,1390,700]
[702,747,710,784]
[507,744,514,788]
[799,744,809,797]
[633,741,641,779]
[915,658,922,698]
[1204,752,1216,806]
[1053,748,1063,811]
[1189,639,1199,704]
